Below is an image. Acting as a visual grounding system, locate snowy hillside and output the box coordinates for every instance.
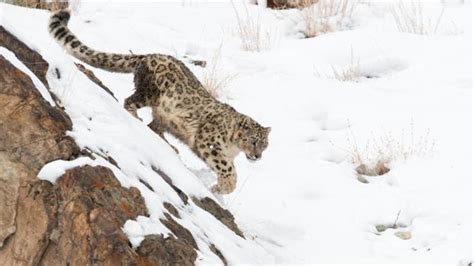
[1,0,472,264]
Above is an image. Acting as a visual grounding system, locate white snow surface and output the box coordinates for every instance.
[1,1,471,264]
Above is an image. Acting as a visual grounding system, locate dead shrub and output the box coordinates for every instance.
[202,46,237,98]
[314,46,361,82]
[298,0,358,38]
[391,0,445,35]
[332,121,436,177]
[231,0,275,51]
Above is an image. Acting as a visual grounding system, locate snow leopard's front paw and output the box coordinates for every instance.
[211,178,236,194]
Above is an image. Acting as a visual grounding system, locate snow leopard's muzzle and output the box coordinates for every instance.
[245,153,261,161]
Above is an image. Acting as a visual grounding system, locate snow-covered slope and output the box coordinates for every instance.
[1,1,471,264]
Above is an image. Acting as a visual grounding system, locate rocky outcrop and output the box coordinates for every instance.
[0,57,79,171]
[0,54,80,249]
[193,197,244,238]
[1,26,244,265]
[137,235,197,266]
[1,172,199,264]
[75,63,118,101]
[1,166,145,265]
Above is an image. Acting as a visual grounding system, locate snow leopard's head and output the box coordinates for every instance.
[234,117,271,161]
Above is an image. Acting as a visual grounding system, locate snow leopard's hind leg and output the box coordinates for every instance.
[123,59,158,120]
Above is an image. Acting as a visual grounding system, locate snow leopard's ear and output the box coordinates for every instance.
[264,127,271,135]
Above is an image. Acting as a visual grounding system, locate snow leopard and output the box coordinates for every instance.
[49,10,271,194]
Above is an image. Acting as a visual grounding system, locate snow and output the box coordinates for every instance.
[1,1,471,264]
[122,219,146,248]
[37,157,95,183]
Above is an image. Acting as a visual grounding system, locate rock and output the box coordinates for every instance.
[2,161,201,265]
[75,63,118,101]
[356,161,390,176]
[1,180,58,265]
[190,59,207,68]
[0,164,200,265]
[193,197,245,238]
[267,0,312,9]
[356,164,369,175]
[163,201,181,218]
[209,244,227,266]
[0,54,79,249]
[356,174,369,184]
[137,234,197,266]
[161,213,198,250]
[153,166,189,204]
[394,231,412,240]
[375,224,387,233]
[0,153,24,247]
[183,55,207,67]
[374,161,390,176]
[39,166,148,265]
[0,56,79,172]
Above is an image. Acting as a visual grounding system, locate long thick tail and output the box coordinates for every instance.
[48,10,142,73]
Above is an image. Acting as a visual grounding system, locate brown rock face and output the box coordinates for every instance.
[137,235,197,266]
[42,166,148,265]
[0,53,80,250]
[0,56,79,171]
[37,165,197,266]
[0,153,26,248]
[1,164,194,265]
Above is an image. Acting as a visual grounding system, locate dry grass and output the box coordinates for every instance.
[333,121,436,176]
[298,0,358,38]
[391,0,445,35]
[202,46,237,98]
[332,49,360,82]
[231,1,275,52]
[315,46,361,82]
[369,127,435,163]
[3,0,68,11]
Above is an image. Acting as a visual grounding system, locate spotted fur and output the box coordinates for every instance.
[49,10,271,194]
